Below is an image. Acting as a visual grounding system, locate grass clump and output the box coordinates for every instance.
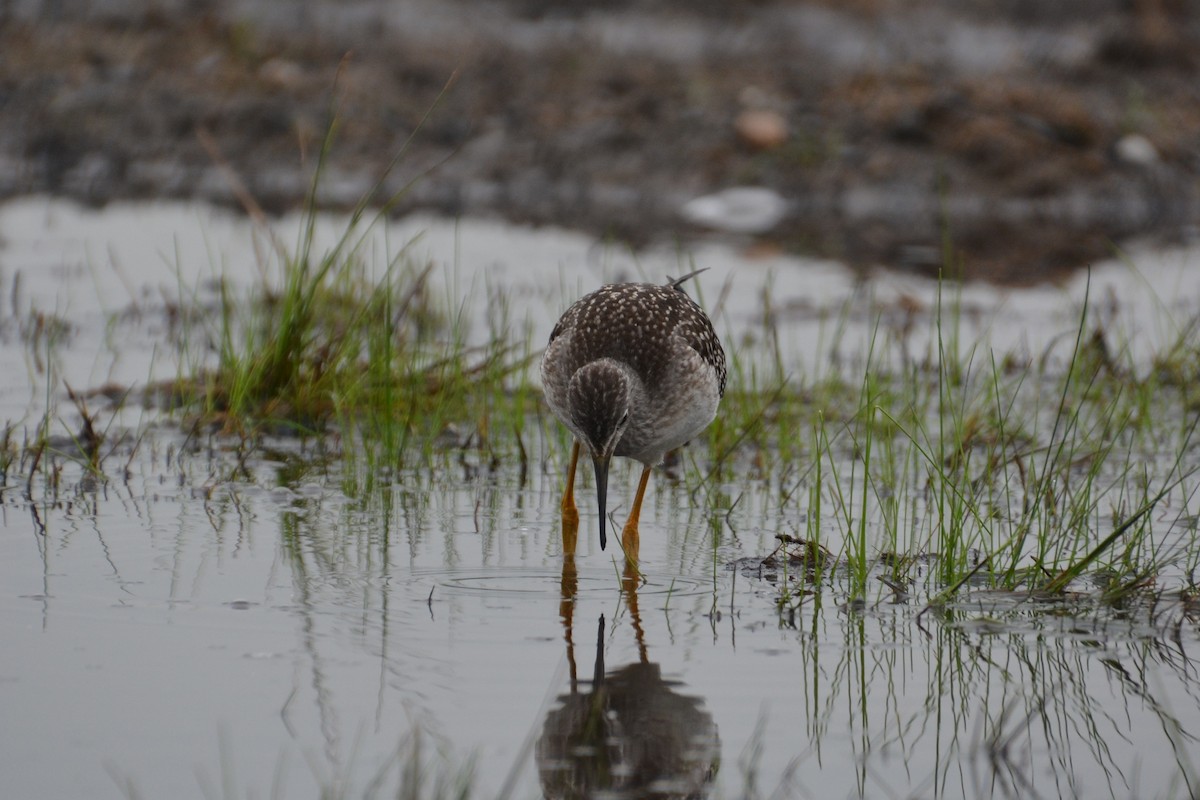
[169,224,527,471]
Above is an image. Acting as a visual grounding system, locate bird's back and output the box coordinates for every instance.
[545,282,726,398]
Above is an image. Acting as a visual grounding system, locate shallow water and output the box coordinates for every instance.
[2,197,1200,798]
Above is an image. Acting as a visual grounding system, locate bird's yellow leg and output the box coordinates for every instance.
[561,441,581,553]
[561,441,580,515]
[621,464,652,563]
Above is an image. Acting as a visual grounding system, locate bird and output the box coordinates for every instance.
[541,270,726,560]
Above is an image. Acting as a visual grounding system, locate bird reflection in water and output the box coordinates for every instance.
[536,514,720,799]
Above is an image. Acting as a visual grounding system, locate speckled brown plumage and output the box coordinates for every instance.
[542,273,726,552]
[546,282,726,400]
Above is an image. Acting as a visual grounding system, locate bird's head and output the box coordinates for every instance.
[567,360,633,550]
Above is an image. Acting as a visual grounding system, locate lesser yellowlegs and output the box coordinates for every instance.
[541,271,726,557]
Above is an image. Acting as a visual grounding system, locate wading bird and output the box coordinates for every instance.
[541,271,726,561]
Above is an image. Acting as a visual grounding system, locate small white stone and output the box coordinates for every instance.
[1115,133,1159,166]
[680,187,788,234]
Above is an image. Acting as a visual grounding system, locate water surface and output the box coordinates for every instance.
[2,198,1199,798]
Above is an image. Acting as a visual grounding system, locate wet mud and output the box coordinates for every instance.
[2,0,1199,283]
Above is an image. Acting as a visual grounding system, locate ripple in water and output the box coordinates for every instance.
[417,567,715,599]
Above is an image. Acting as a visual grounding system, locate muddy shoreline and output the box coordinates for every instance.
[2,0,1198,283]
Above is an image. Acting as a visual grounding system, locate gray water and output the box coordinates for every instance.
[2,197,1200,799]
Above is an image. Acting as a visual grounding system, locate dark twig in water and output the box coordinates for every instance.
[24,427,46,503]
[514,425,528,488]
[917,556,993,626]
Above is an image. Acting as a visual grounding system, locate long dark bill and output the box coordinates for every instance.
[591,454,610,550]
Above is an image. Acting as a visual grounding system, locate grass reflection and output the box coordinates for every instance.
[773,586,1200,799]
